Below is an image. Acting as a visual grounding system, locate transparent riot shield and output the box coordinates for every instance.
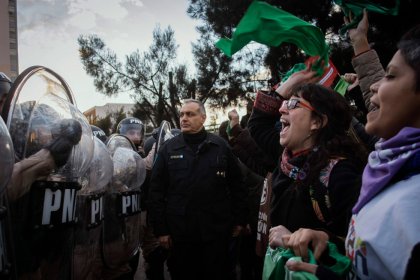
[0,118,14,278]
[102,135,145,275]
[106,134,136,156]
[74,137,113,279]
[153,121,178,164]
[4,66,94,279]
[156,120,172,152]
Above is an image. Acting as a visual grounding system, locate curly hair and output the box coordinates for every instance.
[289,83,367,185]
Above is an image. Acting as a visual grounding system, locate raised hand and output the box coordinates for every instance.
[275,66,319,100]
[345,9,370,56]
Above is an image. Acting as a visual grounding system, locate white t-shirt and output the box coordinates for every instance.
[345,174,420,279]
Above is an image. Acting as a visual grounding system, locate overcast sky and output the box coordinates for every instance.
[17,0,200,112]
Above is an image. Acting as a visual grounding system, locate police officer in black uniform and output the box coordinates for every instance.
[149,99,247,280]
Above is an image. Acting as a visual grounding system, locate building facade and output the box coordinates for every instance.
[0,0,18,80]
[83,103,135,125]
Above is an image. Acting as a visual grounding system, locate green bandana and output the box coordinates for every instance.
[333,77,350,96]
[215,1,329,76]
[263,242,351,280]
[334,0,400,34]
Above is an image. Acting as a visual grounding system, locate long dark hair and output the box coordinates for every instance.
[290,83,367,185]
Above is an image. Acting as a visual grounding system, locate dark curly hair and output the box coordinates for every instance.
[289,83,367,185]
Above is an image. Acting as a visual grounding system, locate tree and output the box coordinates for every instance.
[111,107,127,133]
[191,26,269,111]
[188,0,270,94]
[78,26,193,128]
[94,114,112,136]
[92,107,126,135]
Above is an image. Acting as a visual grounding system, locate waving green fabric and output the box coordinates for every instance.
[215,1,329,75]
[334,0,400,34]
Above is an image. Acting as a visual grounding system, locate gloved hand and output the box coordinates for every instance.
[45,119,82,167]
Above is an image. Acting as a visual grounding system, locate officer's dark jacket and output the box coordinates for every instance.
[149,131,247,242]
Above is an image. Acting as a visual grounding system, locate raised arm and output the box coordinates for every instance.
[348,10,385,112]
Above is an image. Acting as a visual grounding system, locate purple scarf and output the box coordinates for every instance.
[353,127,420,214]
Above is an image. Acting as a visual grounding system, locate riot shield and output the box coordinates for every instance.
[74,137,113,279]
[5,66,94,279]
[106,134,136,156]
[156,120,172,153]
[102,135,145,275]
[0,117,14,278]
[153,121,178,165]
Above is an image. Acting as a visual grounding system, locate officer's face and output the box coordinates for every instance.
[125,129,142,145]
[179,102,206,134]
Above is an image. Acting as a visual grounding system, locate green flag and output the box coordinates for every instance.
[215,1,329,75]
[334,77,350,96]
[334,0,400,34]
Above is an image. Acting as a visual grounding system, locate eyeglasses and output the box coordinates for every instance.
[281,99,315,111]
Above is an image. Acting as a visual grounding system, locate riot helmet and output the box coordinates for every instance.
[91,125,107,143]
[116,117,144,147]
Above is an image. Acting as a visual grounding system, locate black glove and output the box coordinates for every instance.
[45,119,82,167]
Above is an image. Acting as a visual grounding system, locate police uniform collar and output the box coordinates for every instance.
[170,130,220,151]
[182,128,207,145]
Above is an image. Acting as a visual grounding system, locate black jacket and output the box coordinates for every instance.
[149,131,247,242]
[270,158,361,242]
[228,125,276,177]
[249,108,361,251]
